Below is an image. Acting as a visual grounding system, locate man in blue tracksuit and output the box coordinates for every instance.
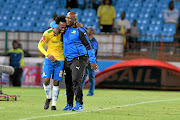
[7,40,24,87]
[51,12,98,111]
[82,26,98,96]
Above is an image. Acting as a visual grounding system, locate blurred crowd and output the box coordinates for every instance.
[49,0,179,35]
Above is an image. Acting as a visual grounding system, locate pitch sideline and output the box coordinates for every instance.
[18,98,180,120]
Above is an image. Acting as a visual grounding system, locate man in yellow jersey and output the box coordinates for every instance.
[97,0,116,32]
[38,16,66,110]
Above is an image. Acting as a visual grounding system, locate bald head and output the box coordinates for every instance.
[66,12,78,27]
[67,12,77,19]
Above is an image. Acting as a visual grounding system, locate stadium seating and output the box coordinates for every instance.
[56,8,68,16]
[0,0,179,40]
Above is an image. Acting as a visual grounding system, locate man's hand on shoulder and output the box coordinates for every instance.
[90,63,98,71]
[47,54,55,62]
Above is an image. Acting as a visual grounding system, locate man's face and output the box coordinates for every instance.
[13,42,18,49]
[133,20,136,26]
[121,13,125,19]
[169,3,174,10]
[58,22,66,33]
[65,13,77,26]
[105,0,110,5]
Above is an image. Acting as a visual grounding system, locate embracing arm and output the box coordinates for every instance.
[38,36,48,57]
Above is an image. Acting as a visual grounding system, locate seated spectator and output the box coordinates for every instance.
[48,13,57,28]
[84,0,100,11]
[164,1,179,27]
[84,0,91,8]
[97,0,116,32]
[92,0,100,11]
[129,19,140,50]
[66,0,78,11]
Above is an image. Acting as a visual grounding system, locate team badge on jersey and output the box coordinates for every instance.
[43,72,47,77]
[41,36,46,42]
[71,30,76,34]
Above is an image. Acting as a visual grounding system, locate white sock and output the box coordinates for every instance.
[52,86,60,106]
[43,84,51,99]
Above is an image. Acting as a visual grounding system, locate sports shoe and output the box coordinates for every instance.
[51,106,56,110]
[72,102,83,111]
[87,94,93,96]
[44,98,52,110]
[62,104,73,111]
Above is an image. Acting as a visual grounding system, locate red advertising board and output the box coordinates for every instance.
[21,66,41,85]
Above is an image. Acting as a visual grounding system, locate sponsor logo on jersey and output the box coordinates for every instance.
[41,36,46,42]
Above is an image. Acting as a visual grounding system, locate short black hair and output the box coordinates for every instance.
[121,11,126,14]
[103,0,112,5]
[55,15,66,24]
[13,40,18,44]
[169,1,174,6]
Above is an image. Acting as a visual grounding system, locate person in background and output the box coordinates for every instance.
[48,13,57,28]
[92,0,100,11]
[115,11,131,51]
[84,0,100,11]
[82,26,98,96]
[7,40,24,87]
[97,0,116,32]
[66,0,78,11]
[115,11,131,34]
[129,19,140,50]
[164,1,179,27]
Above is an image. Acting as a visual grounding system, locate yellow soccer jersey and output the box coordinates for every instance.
[97,5,116,25]
[38,28,64,61]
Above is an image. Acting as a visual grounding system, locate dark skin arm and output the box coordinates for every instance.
[47,54,55,62]
[91,63,98,70]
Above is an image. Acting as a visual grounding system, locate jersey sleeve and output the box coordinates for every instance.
[92,39,98,50]
[50,21,59,29]
[38,31,49,57]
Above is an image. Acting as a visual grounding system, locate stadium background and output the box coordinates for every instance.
[1,0,180,89]
[0,0,179,33]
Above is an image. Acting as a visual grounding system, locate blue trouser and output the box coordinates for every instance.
[82,63,95,95]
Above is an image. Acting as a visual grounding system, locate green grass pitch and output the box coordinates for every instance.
[0,87,180,120]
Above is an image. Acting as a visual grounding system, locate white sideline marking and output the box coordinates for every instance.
[18,99,180,120]
[0,107,5,109]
